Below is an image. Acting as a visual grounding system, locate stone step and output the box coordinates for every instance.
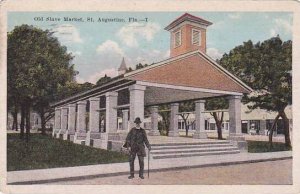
[152,150,240,159]
[151,146,239,155]
[151,141,231,147]
[151,143,234,150]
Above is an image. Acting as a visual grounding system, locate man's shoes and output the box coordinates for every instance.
[128,175,134,179]
[139,175,144,179]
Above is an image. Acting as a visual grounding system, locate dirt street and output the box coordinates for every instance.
[49,159,292,185]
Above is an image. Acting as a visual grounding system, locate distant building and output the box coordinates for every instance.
[118,57,127,75]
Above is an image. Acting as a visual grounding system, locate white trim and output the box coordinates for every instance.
[174,29,181,48]
[192,28,201,46]
[136,81,243,96]
[55,83,132,108]
[167,21,208,31]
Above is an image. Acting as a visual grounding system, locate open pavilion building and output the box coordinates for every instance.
[51,13,253,156]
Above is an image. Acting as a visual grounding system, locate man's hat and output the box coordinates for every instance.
[134,117,142,124]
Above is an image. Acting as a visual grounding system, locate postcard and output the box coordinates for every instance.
[0,0,299,194]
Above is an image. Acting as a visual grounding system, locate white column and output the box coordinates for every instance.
[67,104,76,133]
[193,100,207,138]
[54,107,61,130]
[228,96,242,136]
[168,103,179,136]
[129,84,146,129]
[73,101,87,143]
[122,109,129,131]
[63,104,76,140]
[227,95,247,151]
[86,97,101,146]
[60,107,68,133]
[53,107,61,137]
[89,97,100,133]
[76,101,87,133]
[105,92,118,133]
[149,106,160,136]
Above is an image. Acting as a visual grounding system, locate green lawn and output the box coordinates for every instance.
[7,133,128,171]
[247,141,292,153]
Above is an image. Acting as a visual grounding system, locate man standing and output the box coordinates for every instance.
[125,117,151,179]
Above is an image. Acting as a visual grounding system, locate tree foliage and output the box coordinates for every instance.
[219,36,292,147]
[96,74,111,85]
[8,25,77,137]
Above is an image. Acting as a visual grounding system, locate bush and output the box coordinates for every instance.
[247,141,292,153]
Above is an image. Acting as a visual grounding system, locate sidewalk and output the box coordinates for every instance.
[7,151,292,185]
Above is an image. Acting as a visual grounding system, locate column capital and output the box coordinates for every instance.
[77,101,87,105]
[61,106,69,110]
[89,96,100,102]
[122,109,129,113]
[129,84,146,91]
[150,106,159,113]
[55,107,60,111]
[68,103,76,108]
[105,91,118,97]
[195,100,206,104]
[227,95,242,100]
[170,102,179,107]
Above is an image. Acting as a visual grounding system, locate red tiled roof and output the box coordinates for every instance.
[126,51,252,94]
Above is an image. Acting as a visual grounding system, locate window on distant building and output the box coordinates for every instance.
[192,29,201,46]
[209,123,216,130]
[222,122,229,130]
[174,30,181,48]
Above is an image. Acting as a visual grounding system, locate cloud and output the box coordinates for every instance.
[207,47,224,60]
[68,50,82,56]
[274,18,292,34]
[127,49,170,67]
[228,13,241,19]
[76,76,85,84]
[96,40,125,56]
[270,18,292,37]
[117,22,161,47]
[52,24,83,43]
[209,20,225,30]
[86,68,118,84]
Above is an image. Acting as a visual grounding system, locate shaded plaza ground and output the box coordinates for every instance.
[47,159,292,185]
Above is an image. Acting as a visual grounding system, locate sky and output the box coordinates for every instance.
[8,12,293,84]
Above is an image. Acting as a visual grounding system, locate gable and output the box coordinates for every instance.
[126,53,250,94]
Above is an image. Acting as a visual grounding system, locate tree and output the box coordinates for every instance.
[179,102,195,137]
[8,25,77,137]
[96,74,111,85]
[158,105,170,136]
[219,36,292,147]
[205,98,228,140]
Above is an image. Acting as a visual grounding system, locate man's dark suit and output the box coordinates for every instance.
[125,127,151,177]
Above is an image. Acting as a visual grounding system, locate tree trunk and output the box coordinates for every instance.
[269,114,280,149]
[40,114,46,135]
[25,103,31,142]
[39,109,46,135]
[12,110,18,131]
[20,105,25,139]
[212,112,223,140]
[280,110,291,148]
[184,120,188,137]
